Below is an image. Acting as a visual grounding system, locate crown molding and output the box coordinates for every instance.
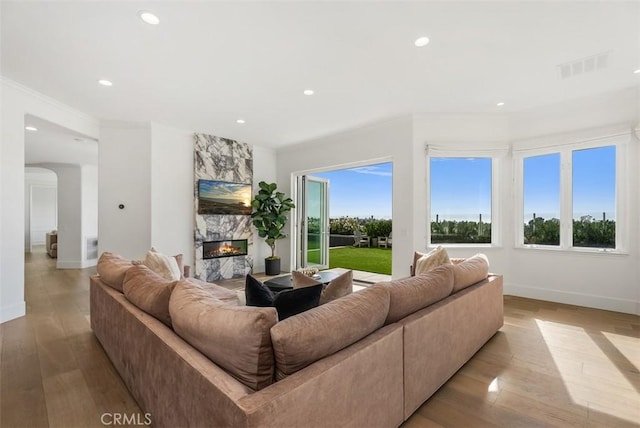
[1,76,99,126]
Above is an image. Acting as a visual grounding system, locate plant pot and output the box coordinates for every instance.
[265,258,281,276]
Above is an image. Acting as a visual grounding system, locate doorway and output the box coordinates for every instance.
[294,160,392,275]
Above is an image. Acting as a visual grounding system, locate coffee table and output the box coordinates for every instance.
[264,271,340,292]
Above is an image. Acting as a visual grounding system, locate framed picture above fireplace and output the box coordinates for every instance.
[198,180,252,215]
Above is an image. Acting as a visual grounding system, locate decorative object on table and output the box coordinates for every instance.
[250,181,295,275]
[297,267,319,277]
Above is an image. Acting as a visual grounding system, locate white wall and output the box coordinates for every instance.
[99,121,279,274]
[276,116,415,278]
[252,145,277,274]
[276,92,638,315]
[149,123,194,265]
[0,79,99,323]
[82,165,98,239]
[42,164,83,268]
[98,122,152,260]
[24,167,57,250]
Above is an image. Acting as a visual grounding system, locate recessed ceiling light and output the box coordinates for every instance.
[634,68,640,74]
[414,37,430,47]
[25,126,38,131]
[496,102,505,107]
[98,79,113,87]
[138,11,160,25]
[303,89,315,96]
[236,119,246,124]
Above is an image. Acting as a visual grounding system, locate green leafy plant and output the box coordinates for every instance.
[251,181,295,259]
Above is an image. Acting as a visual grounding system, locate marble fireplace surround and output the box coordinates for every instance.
[193,133,253,281]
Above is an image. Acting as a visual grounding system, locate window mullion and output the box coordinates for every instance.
[560,150,572,249]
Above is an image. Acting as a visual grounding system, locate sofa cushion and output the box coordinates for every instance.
[169,279,278,391]
[272,284,323,320]
[143,248,181,281]
[452,253,489,293]
[97,252,135,292]
[380,264,454,324]
[123,265,178,327]
[270,285,390,379]
[186,277,240,305]
[414,246,451,275]
[245,274,275,307]
[292,270,354,305]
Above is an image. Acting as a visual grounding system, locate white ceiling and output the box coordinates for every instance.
[24,115,98,166]
[3,1,640,148]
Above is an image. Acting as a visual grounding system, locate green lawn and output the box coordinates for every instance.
[328,246,392,275]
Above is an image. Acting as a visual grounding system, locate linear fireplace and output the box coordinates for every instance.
[203,239,248,259]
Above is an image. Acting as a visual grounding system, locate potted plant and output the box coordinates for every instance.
[251,181,295,275]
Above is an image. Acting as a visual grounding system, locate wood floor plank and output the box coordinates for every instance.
[42,369,102,428]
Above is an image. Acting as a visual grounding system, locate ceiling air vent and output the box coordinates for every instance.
[558,51,610,79]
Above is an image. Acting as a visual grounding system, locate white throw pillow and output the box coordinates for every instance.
[414,246,451,275]
[143,248,181,281]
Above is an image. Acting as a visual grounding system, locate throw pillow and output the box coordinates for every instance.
[291,270,322,289]
[320,270,353,305]
[245,274,275,307]
[452,253,489,293]
[273,284,323,320]
[143,247,181,281]
[414,246,451,275]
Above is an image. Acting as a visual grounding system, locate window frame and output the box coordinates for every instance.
[513,134,628,253]
[426,147,505,248]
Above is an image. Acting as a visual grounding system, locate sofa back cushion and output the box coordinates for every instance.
[380,265,454,324]
[270,285,390,380]
[452,253,489,293]
[123,265,178,327]
[186,277,240,305]
[97,252,135,292]
[169,279,278,391]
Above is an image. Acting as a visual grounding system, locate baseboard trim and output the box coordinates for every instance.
[504,282,639,315]
[1,301,26,324]
[57,259,97,269]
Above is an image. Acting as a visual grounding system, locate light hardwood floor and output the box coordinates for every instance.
[1,248,638,427]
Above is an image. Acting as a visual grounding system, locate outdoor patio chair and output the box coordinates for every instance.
[353,229,370,247]
[378,232,392,248]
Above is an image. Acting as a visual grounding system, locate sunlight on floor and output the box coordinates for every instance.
[535,319,640,424]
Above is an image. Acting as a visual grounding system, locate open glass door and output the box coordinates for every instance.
[297,175,329,269]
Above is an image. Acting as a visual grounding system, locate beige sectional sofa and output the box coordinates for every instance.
[90,253,503,427]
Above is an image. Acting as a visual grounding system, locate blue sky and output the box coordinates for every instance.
[524,146,616,220]
[312,163,392,219]
[309,147,616,222]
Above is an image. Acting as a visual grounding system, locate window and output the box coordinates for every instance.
[572,146,616,249]
[430,157,492,244]
[516,137,623,252]
[523,153,560,246]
